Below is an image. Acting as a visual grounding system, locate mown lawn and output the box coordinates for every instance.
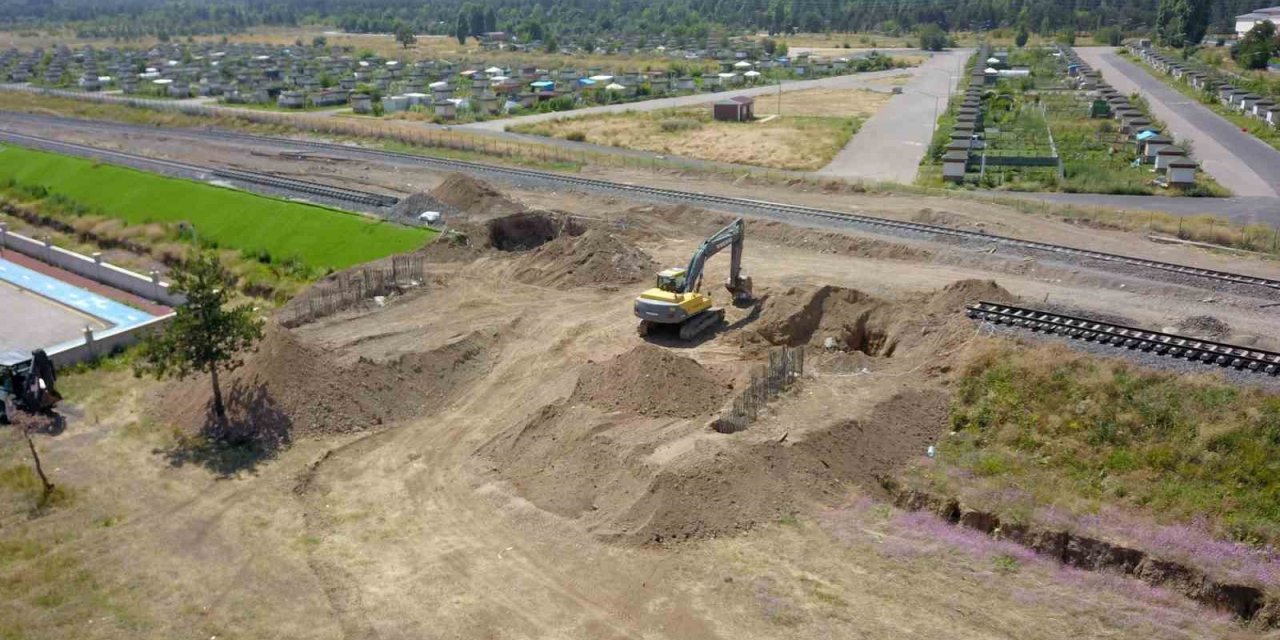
[0,145,431,270]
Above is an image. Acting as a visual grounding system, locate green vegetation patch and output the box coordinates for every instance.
[0,144,431,270]
[947,343,1280,546]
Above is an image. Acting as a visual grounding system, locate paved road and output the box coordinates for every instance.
[1075,47,1280,198]
[818,49,969,182]
[458,65,919,132]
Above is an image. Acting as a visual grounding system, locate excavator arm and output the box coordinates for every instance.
[681,218,752,302]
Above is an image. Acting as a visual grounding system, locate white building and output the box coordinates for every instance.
[1236,6,1280,36]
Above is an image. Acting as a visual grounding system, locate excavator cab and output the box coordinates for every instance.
[655,268,689,293]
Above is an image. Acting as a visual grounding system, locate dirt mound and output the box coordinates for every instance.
[922,278,1015,315]
[392,191,454,221]
[430,173,522,219]
[572,344,730,418]
[1177,315,1231,338]
[479,386,950,544]
[748,285,896,353]
[512,229,658,287]
[741,279,1014,358]
[156,324,495,441]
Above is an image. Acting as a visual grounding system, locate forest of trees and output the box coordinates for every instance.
[0,0,1264,43]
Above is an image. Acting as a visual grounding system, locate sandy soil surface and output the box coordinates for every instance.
[2,176,1276,638]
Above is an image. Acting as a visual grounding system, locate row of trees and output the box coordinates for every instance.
[0,0,1270,43]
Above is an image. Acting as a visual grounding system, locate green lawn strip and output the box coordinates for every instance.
[1124,52,1280,154]
[0,144,431,270]
[943,343,1280,547]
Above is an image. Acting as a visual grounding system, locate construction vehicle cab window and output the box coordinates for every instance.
[635,218,753,341]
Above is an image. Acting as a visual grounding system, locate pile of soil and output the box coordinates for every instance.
[430,173,522,219]
[512,229,658,287]
[572,344,730,418]
[1177,315,1231,339]
[479,385,950,544]
[748,285,893,353]
[741,279,1015,358]
[156,324,495,441]
[922,278,1015,315]
[392,191,455,221]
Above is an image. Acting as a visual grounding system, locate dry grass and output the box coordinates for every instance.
[753,87,893,118]
[510,87,894,170]
[511,105,861,170]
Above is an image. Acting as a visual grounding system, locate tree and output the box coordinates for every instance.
[1015,24,1029,47]
[1093,26,1122,46]
[918,23,948,51]
[1233,20,1277,70]
[469,4,486,38]
[483,6,497,33]
[134,252,263,431]
[455,11,469,45]
[394,21,415,48]
[544,34,558,53]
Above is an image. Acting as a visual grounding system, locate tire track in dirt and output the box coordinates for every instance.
[294,438,390,640]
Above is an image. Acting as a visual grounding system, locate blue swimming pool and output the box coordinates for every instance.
[0,257,155,328]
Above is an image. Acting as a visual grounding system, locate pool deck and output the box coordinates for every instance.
[0,249,170,357]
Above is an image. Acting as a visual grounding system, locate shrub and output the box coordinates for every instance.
[565,131,587,142]
[659,117,702,132]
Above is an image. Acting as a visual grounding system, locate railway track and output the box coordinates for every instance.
[968,301,1280,374]
[0,130,399,209]
[2,113,1279,293]
[134,126,1280,293]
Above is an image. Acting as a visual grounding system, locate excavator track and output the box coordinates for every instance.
[678,308,725,341]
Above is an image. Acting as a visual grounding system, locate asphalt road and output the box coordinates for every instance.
[1075,47,1280,198]
[457,65,918,132]
[818,49,969,183]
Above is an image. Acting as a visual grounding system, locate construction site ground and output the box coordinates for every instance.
[5,121,1280,639]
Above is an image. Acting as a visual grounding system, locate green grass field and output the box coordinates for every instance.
[0,144,431,270]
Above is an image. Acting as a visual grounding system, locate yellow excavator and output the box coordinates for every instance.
[634,218,753,340]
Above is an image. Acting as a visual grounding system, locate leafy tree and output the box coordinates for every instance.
[312,35,327,48]
[1015,24,1029,47]
[455,10,468,44]
[134,252,264,430]
[1233,20,1277,70]
[394,21,415,48]
[483,6,497,32]
[762,37,777,55]
[769,2,786,36]
[468,4,485,37]
[544,34,558,53]
[918,23,948,51]
[1093,26,1122,46]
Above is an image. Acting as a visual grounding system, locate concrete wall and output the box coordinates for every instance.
[0,223,185,307]
[46,313,174,368]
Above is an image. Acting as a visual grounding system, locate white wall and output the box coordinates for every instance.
[0,224,185,307]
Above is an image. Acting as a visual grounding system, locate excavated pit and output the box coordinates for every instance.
[485,211,583,252]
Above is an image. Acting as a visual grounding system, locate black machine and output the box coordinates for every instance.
[0,350,61,424]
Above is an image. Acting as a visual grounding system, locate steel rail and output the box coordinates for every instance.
[968,301,1280,374]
